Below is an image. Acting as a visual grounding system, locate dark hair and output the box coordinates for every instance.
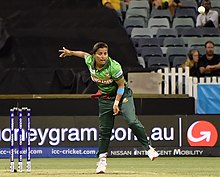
[91,42,108,54]
[202,0,211,5]
[205,40,215,48]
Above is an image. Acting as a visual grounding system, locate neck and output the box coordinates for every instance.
[206,54,213,60]
[96,64,104,70]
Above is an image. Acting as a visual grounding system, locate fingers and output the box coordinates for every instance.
[59,47,66,58]
[59,53,65,58]
[59,47,66,53]
[113,107,119,115]
[113,112,118,116]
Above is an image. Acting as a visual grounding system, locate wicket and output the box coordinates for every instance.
[10,107,31,173]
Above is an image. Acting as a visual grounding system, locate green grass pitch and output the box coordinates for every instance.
[0,157,220,177]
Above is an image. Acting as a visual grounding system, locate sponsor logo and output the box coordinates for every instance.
[110,150,132,156]
[151,127,174,141]
[187,121,218,147]
[91,76,113,84]
[109,148,204,157]
[0,147,97,158]
[104,72,110,77]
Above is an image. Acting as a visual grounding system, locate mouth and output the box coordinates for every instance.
[100,59,106,63]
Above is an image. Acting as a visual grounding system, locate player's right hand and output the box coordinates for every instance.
[113,105,120,116]
[59,47,71,58]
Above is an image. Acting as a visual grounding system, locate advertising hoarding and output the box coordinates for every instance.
[0,115,219,158]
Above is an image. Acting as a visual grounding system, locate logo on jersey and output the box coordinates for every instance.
[105,72,110,77]
[187,120,218,147]
[91,76,113,85]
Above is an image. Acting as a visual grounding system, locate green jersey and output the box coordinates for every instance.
[85,54,124,95]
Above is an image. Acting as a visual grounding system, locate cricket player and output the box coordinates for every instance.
[59,42,159,174]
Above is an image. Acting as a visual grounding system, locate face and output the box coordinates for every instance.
[202,1,211,12]
[93,47,108,66]
[205,42,214,56]
[192,51,199,63]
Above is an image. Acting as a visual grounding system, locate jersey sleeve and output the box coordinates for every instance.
[84,54,93,65]
[111,61,124,81]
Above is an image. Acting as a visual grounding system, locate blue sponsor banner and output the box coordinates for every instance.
[197,84,220,114]
[0,147,98,158]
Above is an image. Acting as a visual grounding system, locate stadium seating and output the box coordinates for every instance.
[175,8,197,23]
[178,28,203,37]
[125,8,149,23]
[215,46,220,54]
[131,27,157,38]
[183,37,220,47]
[172,17,195,28]
[124,18,145,29]
[150,9,173,23]
[201,28,220,37]
[163,38,185,47]
[131,37,140,48]
[156,28,178,38]
[138,38,160,47]
[193,46,206,55]
[211,1,220,10]
[124,18,146,37]
[124,0,220,70]
[140,46,163,63]
[148,56,170,70]
[186,37,206,47]
[181,0,198,11]
[128,0,150,11]
[148,18,170,29]
[166,47,188,64]
[172,56,186,68]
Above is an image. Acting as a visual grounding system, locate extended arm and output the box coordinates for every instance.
[59,47,89,59]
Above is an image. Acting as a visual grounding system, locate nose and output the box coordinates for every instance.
[100,54,107,58]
